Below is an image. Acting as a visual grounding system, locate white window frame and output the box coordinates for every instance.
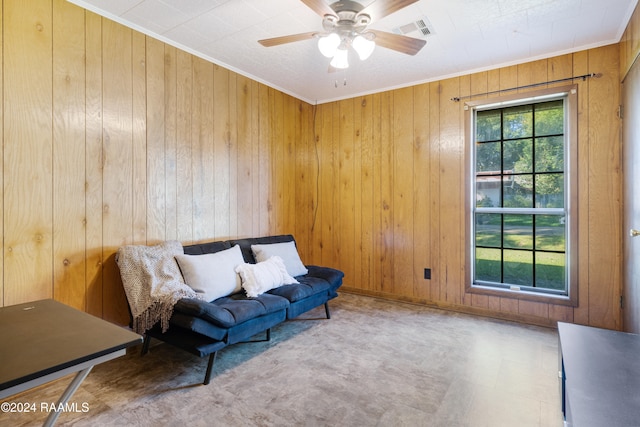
[464,85,579,306]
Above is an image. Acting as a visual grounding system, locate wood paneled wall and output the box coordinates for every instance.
[0,0,309,324]
[1,0,623,330]
[294,45,623,330]
[620,1,640,81]
[620,1,640,333]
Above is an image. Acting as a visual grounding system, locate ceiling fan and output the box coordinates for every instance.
[258,0,426,70]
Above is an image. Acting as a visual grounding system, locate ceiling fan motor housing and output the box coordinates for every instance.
[323,0,372,37]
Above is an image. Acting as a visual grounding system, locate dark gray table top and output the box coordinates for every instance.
[0,299,142,392]
[558,322,640,427]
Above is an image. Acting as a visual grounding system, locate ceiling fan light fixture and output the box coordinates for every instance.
[352,34,375,60]
[330,47,349,69]
[318,33,340,58]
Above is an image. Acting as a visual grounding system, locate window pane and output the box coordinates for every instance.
[535,215,565,251]
[476,110,501,142]
[470,94,570,296]
[475,214,501,248]
[504,139,532,173]
[504,214,533,249]
[535,136,564,172]
[535,173,564,208]
[503,105,532,139]
[535,252,565,290]
[504,249,532,286]
[535,100,563,136]
[476,141,501,172]
[476,175,501,207]
[504,175,533,207]
[475,248,501,283]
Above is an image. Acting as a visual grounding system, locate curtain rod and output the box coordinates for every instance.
[450,72,601,102]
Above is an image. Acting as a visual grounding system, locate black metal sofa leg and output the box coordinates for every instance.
[203,352,217,385]
[141,333,152,356]
[324,302,331,319]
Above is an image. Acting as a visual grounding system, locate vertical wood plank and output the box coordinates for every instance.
[319,103,334,267]
[213,65,230,238]
[258,84,271,236]
[428,82,441,301]
[379,92,393,292]
[282,96,296,236]
[360,95,374,291]
[548,54,573,86]
[620,3,640,79]
[237,75,253,238]
[459,74,472,307]
[439,78,463,305]
[250,81,261,237]
[587,45,622,330]
[413,84,430,300]
[175,50,193,243]
[132,33,147,246]
[309,103,323,264]
[192,57,214,241]
[52,0,86,310]
[393,87,414,296]
[228,73,238,239]
[270,88,284,234]
[294,100,312,255]
[164,45,178,241]
[101,19,133,323]
[573,49,590,325]
[4,0,54,305]
[85,11,103,317]
[353,98,363,290]
[339,99,356,286]
[146,36,166,244]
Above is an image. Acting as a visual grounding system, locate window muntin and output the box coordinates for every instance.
[471,97,569,295]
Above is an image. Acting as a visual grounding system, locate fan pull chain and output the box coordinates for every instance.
[334,78,348,88]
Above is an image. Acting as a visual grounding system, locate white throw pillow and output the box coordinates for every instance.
[251,241,308,277]
[235,256,299,298]
[175,245,244,302]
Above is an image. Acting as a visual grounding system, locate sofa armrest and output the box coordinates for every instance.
[305,265,344,289]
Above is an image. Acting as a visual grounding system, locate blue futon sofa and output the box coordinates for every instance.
[136,234,344,385]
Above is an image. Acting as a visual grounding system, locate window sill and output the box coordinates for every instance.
[466,283,577,307]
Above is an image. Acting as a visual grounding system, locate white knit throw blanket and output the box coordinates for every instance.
[116,240,202,334]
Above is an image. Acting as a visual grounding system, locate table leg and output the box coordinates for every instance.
[43,366,93,427]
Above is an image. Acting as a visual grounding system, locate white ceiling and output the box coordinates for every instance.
[67,0,638,104]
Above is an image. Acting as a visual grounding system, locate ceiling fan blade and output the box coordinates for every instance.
[369,30,426,56]
[301,0,336,18]
[360,0,421,23]
[258,32,318,47]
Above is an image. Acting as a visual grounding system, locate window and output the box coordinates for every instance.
[466,86,578,305]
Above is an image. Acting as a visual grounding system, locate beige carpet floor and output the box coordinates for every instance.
[1,293,562,426]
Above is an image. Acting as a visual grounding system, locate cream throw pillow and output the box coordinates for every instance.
[175,244,244,302]
[251,241,308,277]
[235,256,299,298]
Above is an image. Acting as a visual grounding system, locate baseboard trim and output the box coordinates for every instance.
[339,286,559,329]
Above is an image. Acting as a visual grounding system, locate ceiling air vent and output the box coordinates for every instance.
[392,16,434,39]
